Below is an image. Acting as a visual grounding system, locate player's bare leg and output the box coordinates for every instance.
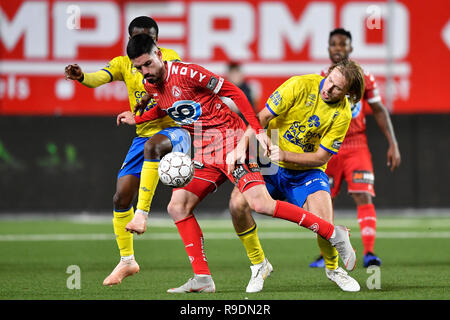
[104,175,140,286]
[166,189,215,293]
[304,191,359,291]
[126,134,173,234]
[229,187,273,293]
[242,184,356,270]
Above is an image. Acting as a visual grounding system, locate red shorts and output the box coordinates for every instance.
[325,147,375,198]
[176,161,265,201]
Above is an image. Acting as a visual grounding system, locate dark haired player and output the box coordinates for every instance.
[309,28,401,269]
[118,33,358,293]
[64,16,189,286]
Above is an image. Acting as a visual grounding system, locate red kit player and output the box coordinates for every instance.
[118,33,357,293]
[309,28,401,269]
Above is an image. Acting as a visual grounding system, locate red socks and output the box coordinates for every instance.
[273,200,334,240]
[357,203,377,254]
[175,215,210,275]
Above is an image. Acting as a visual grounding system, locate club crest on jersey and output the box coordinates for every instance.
[172,85,182,98]
[308,115,320,128]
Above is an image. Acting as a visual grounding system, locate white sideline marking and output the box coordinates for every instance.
[1,231,450,242]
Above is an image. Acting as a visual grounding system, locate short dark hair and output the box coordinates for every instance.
[127,33,157,60]
[128,16,159,37]
[227,61,241,72]
[329,28,352,42]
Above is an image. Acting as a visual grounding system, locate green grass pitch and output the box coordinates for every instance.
[0,215,449,300]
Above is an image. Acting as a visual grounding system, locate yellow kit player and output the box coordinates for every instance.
[65,16,270,292]
[229,59,366,292]
[65,16,191,286]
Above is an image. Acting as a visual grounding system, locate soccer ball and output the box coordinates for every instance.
[158,152,195,188]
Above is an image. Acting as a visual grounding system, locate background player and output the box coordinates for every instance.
[229,59,365,292]
[118,34,358,293]
[64,16,188,286]
[309,28,401,269]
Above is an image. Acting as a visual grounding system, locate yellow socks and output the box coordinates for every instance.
[136,160,160,213]
[317,234,339,270]
[237,224,265,265]
[113,207,134,257]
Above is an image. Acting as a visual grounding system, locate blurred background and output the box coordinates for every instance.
[1,0,449,216]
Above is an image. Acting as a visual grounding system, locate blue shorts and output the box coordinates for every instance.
[264,166,330,207]
[118,127,191,179]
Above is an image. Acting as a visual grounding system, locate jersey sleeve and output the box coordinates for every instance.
[81,56,124,88]
[218,79,263,132]
[134,104,167,124]
[265,76,303,117]
[364,71,382,104]
[185,63,263,132]
[319,101,352,155]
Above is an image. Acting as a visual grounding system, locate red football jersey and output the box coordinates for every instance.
[136,61,262,162]
[320,68,381,149]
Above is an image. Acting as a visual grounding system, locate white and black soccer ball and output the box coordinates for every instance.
[158,152,195,188]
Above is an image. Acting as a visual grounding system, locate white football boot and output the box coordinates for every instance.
[325,267,360,292]
[167,274,216,293]
[329,225,357,271]
[246,258,273,293]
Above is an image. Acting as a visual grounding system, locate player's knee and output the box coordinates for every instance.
[167,201,190,221]
[144,139,171,160]
[352,192,372,206]
[229,193,250,217]
[246,198,265,215]
[246,195,275,216]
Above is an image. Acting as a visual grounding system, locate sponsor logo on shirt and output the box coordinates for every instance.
[283,121,321,152]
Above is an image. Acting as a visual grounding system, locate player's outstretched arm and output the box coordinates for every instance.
[219,80,263,133]
[133,105,167,124]
[64,64,83,81]
[117,111,136,126]
[64,60,118,88]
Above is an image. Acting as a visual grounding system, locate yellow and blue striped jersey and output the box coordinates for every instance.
[265,74,351,172]
[81,47,181,137]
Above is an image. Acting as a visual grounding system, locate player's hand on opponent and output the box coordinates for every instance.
[255,130,271,157]
[64,64,83,81]
[117,111,136,126]
[387,143,401,172]
[134,93,151,115]
[226,141,247,174]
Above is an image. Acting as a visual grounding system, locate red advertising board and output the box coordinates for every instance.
[0,0,449,115]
